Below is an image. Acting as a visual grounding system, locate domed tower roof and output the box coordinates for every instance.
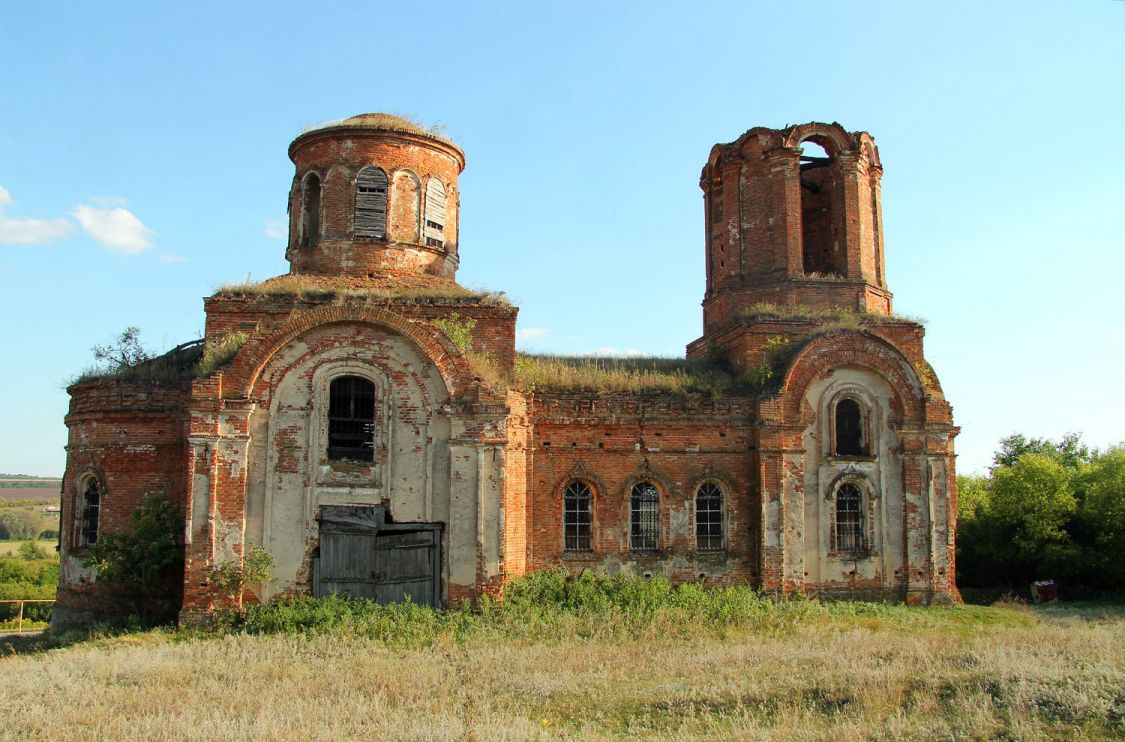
[285,113,465,280]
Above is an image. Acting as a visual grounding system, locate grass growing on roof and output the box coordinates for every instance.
[213,275,511,306]
[509,354,747,395]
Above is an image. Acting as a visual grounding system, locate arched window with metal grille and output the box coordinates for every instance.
[78,477,101,547]
[630,481,659,552]
[563,481,592,552]
[695,482,724,551]
[327,376,376,462]
[354,166,389,239]
[834,482,865,553]
[834,397,867,456]
[424,178,446,249]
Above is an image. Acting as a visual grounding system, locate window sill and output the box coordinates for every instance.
[827,454,877,463]
[829,550,877,560]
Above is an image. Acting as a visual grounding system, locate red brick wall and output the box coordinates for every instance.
[55,380,189,624]
[287,127,464,278]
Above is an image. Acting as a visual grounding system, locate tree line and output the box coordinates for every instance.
[957,433,1124,596]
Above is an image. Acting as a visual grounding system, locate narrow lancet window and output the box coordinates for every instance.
[301,173,321,248]
[563,481,592,552]
[834,483,864,552]
[695,482,724,551]
[79,478,100,547]
[630,481,659,552]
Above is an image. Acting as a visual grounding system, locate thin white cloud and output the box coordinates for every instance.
[72,204,156,254]
[159,253,186,263]
[263,216,288,240]
[516,327,550,342]
[0,185,73,245]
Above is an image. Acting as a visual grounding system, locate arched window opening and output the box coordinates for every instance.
[354,167,388,239]
[835,398,867,456]
[424,178,447,249]
[834,483,865,552]
[563,481,592,552]
[328,376,375,462]
[799,138,843,276]
[301,173,322,248]
[695,482,724,551]
[630,481,659,552]
[78,478,101,547]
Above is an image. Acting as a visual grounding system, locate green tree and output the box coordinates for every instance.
[989,453,1076,575]
[1080,447,1125,590]
[0,510,43,540]
[210,543,275,611]
[955,474,989,520]
[92,326,152,372]
[85,494,183,621]
[992,432,1091,471]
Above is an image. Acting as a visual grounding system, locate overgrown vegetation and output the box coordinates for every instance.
[71,329,204,386]
[0,540,57,628]
[738,301,926,326]
[501,354,746,396]
[209,543,275,611]
[213,275,510,306]
[195,331,248,377]
[84,494,184,621]
[4,571,1123,739]
[958,433,1125,596]
[431,312,476,351]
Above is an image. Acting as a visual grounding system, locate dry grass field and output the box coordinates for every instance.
[0,485,59,503]
[2,600,1122,741]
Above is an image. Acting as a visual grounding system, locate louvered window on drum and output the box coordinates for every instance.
[78,478,101,547]
[328,376,376,462]
[563,481,593,552]
[424,178,446,249]
[695,482,724,551]
[834,483,865,553]
[630,481,659,552]
[355,167,389,239]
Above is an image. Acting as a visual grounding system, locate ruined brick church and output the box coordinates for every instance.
[55,114,959,628]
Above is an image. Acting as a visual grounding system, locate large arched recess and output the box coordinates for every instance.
[219,305,476,401]
[777,330,928,425]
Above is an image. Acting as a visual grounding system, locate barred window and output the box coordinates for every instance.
[354,166,389,239]
[328,376,375,462]
[695,482,724,551]
[563,481,592,552]
[835,398,867,456]
[79,478,100,547]
[630,481,659,552]
[835,483,865,552]
[300,173,321,248]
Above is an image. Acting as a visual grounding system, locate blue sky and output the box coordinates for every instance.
[1,1,1122,477]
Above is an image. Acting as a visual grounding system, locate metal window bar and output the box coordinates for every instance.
[695,482,724,551]
[630,482,659,552]
[355,167,388,239]
[328,376,376,462]
[80,479,100,546]
[835,483,864,552]
[563,481,592,552]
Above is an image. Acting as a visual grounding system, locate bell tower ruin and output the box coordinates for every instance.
[697,122,892,337]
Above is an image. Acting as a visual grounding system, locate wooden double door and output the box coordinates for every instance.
[313,505,442,608]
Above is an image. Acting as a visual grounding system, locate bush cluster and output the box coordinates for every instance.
[0,541,58,625]
[957,433,1125,595]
